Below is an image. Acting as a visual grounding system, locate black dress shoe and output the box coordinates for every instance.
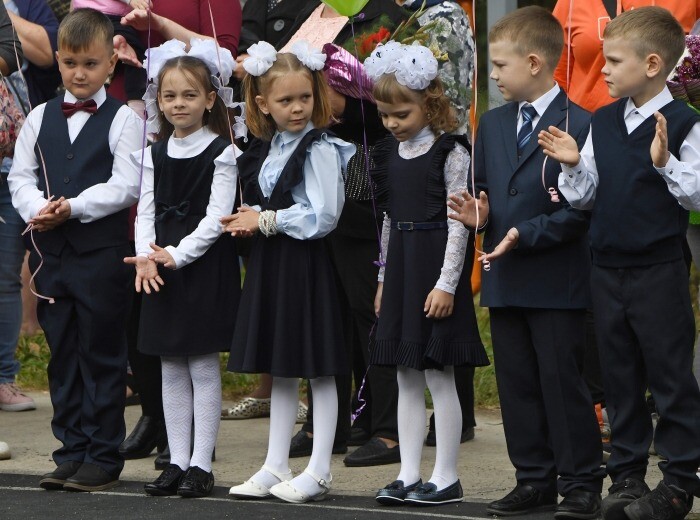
[39,461,82,490]
[144,464,184,496]
[63,462,119,492]
[404,480,464,506]
[601,477,650,520]
[343,437,401,467]
[154,445,170,470]
[177,466,214,498]
[486,484,558,516]
[348,427,371,447]
[288,430,348,458]
[120,416,167,460]
[624,481,692,520]
[555,489,601,519]
[426,427,475,447]
[376,479,422,505]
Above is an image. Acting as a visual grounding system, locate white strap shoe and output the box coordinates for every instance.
[269,469,332,504]
[228,465,292,499]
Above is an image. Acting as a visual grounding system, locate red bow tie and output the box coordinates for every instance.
[61,99,98,118]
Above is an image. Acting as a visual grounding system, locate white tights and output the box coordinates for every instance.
[161,353,221,473]
[396,366,462,490]
[251,376,337,496]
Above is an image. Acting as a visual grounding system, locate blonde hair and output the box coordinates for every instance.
[58,8,113,53]
[241,53,333,141]
[604,6,685,75]
[372,74,457,134]
[488,6,563,72]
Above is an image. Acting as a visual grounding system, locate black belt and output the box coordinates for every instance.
[392,221,448,231]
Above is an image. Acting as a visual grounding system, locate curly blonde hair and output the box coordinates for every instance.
[373,74,457,135]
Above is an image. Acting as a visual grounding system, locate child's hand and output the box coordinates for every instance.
[29,198,70,231]
[221,206,260,237]
[113,35,141,68]
[374,282,384,318]
[124,256,164,294]
[424,288,454,319]
[447,190,489,229]
[651,111,671,168]
[129,0,152,9]
[233,54,249,81]
[538,126,580,167]
[121,9,161,31]
[478,227,519,263]
[148,244,176,269]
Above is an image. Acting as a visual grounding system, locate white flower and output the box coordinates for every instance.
[243,41,277,76]
[290,40,326,71]
[143,39,187,82]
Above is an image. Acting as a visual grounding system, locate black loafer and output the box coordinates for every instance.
[343,438,401,467]
[426,427,475,447]
[404,480,464,506]
[376,479,422,505]
[601,477,650,520]
[120,416,167,460]
[177,466,214,498]
[144,464,184,496]
[39,461,82,490]
[555,489,601,519]
[288,430,348,458]
[63,462,119,492]
[486,484,558,516]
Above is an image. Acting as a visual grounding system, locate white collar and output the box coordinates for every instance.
[518,83,561,119]
[405,126,436,145]
[624,87,674,120]
[273,121,315,147]
[64,86,106,108]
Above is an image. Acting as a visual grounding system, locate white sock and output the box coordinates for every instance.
[251,377,298,490]
[426,367,461,490]
[189,353,221,473]
[290,376,337,497]
[396,366,426,486]
[162,356,192,471]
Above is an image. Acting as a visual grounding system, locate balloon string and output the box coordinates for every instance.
[469,2,489,272]
[348,19,385,268]
[351,318,377,422]
[137,9,152,201]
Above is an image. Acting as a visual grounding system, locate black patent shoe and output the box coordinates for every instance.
[555,489,601,520]
[404,480,464,506]
[120,416,167,460]
[39,461,82,490]
[144,464,184,496]
[155,444,216,470]
[63,462,119,492]
[486,484,558,516]
[624,481,692,520]
[601,477,650,520]
[376,479,423,505]
[177,466,214,498]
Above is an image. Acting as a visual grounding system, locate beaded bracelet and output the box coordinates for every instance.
[258,210,278,237]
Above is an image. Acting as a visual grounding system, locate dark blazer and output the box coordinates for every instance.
[475,89,592,309]
[238,0,311,54]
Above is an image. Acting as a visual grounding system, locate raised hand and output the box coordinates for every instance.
[538,126,580,167]
[447,190,489,229]
[478,227,520,263]
[650,111,670,168]
[123,255,164,294]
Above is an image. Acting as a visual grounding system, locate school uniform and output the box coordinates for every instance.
[8,87,142,477]
[228,123,355,378]
[133,127,240,357]
[476,85,605,496]
[559,87,700,496]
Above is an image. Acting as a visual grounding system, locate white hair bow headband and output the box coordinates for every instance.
[242,40,326,77]
[365,41,439,91]
[142,38,246,140]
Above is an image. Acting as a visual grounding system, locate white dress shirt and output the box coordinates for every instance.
[558,87,700,211]
[8,87,144,223]
[517,83,561,135]
[132,126,240,269]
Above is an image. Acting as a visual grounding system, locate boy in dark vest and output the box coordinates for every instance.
[540,7,700,520]
[448,6,604,519]
[8,8,142,491]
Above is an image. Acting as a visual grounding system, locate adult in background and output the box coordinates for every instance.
[114,0,241,469]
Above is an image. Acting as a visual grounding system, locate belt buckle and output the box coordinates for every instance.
[398,221,414,231]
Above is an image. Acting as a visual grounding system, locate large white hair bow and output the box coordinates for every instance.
[243,41,277,76]
[365,41,438,91]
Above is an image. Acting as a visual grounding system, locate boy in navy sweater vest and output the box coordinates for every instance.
[449,7,604,519]
[8,8,142,491]
[541,7,700,520]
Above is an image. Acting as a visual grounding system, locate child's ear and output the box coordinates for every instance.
[528,53,544,76]
[206,90,217,111]
[108,51,118,75]
[646,53,663,78]
[255,95,269,115]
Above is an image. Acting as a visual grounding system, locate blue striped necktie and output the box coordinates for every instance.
[517,104,537,157]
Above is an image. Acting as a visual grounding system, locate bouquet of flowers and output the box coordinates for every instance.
[667,35,700,112]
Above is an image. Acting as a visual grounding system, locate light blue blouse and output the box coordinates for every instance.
[258,122,356,240]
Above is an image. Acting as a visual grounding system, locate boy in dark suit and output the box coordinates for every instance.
[541,7,700,520]
[449,6,604,519]
[8,8,142,491]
